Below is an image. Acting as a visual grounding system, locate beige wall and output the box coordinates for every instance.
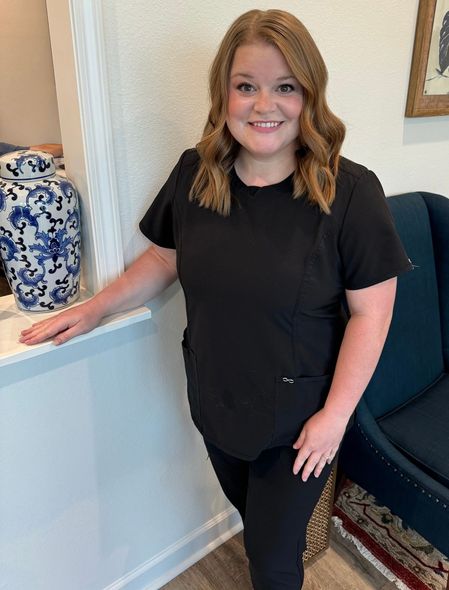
[0,0,61,146]
[102,0,449,268]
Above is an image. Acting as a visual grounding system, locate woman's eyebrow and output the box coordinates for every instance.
[230,73,296,80]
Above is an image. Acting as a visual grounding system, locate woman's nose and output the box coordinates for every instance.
[254,90,276,113]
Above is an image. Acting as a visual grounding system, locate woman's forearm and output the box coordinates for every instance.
[19,244,178,346]
[91,245,178,318]
[322,311,393,421]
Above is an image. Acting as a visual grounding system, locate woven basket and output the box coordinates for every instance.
[302,464,336,564]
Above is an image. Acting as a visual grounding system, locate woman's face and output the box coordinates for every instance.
[226,41,303,166]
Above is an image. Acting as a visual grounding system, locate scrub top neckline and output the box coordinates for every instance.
[231,166,294,195]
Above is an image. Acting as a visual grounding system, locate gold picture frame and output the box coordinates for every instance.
[405,0,449,117]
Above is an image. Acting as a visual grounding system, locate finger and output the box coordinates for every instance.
[327,450,336,464]
[20,318,53,333]
[52,322,86,345]
[19,318,73,345]
[293,448,310,475]
[19,322,56,343]
[302,456,320,482]
[292,428,305,450]
[20,318,54,336]
[314,456,329,477]
[19,329,55,345]
[20,321,53,336]
[301,451,326,482]
[20,324,40,335]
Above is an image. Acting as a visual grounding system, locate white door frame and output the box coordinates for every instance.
[46,0,123,293]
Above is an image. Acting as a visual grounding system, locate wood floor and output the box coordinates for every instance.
[161,524,400,590]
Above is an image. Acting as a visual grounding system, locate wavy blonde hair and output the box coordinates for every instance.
[189,9,346,216]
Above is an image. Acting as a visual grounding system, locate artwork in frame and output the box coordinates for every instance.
[406,0,449,117]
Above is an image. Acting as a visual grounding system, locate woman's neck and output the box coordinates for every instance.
[234,151,296,187]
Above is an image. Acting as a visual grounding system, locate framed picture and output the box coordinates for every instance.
[406,0,449,117]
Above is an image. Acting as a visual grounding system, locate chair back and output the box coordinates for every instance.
[363,192,445,419]
[421,194,449,370]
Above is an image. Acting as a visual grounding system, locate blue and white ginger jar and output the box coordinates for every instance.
[0,150,81,311]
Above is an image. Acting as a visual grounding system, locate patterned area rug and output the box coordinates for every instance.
[332,478,449,590]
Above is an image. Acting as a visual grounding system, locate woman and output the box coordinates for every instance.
[20,9,413,589]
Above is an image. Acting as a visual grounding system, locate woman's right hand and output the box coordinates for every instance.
[18,244,178,347]
[18,300,103,346]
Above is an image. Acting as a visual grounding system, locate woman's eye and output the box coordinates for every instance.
[278,84,295,93]
[236,83,255,93]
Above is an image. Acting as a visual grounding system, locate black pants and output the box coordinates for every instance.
[203,437,335,590]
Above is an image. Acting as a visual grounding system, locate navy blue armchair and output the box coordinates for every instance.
[337,191,449,559]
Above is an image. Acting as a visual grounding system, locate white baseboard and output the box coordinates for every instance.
[104,507,243,590]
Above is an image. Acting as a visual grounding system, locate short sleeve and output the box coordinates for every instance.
[139,154,184,249]
[339,170,413,290]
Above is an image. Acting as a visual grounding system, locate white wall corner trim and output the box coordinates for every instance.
[103,507,242,590]
[69,0,124,290]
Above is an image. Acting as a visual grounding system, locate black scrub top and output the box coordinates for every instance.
[140,148,413,460]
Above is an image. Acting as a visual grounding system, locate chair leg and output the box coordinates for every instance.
[446,572,449,590]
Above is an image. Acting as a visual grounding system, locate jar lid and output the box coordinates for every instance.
[0,150,55,181]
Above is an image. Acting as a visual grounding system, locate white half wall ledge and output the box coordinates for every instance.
[0,288,151,368]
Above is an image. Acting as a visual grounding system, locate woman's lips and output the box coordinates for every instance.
[248,121,283,133]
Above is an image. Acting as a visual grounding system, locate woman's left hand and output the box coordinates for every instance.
[292,408,349,481]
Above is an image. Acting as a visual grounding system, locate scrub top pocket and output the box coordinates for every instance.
[271,374,333,446]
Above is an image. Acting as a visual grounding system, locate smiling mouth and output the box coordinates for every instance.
[249,121,283,128]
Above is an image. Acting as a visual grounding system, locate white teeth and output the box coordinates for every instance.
[251,121,281,128]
